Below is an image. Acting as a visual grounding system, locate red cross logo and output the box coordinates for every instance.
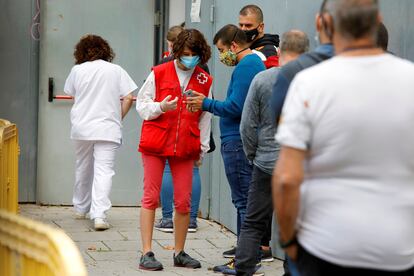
[197,73,208,85]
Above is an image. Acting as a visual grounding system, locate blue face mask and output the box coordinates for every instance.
[180,55,200,69]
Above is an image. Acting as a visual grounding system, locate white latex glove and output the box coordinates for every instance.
[160,95,178,112]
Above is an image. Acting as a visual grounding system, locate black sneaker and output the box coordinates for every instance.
[260,247,274,262]
[139,251,163,271]
[173,251,201,269]
[188,219,198,233]
[154,218,173,233]
[222,262,264,276]
[212,258,235,273]
[223,247,236,258]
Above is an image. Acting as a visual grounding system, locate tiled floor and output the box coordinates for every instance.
[20,204,284,275]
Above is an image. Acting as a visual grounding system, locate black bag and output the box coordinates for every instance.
[207,90,216,153]
[208,131,216,153]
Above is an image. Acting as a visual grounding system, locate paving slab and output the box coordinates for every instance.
[76,241,111,252]
[88,251,139,261]
[20,204,284,276]
[158,239,216,250]
[206,238,237,249]
[68,230,127,242]
[103,240,140,251]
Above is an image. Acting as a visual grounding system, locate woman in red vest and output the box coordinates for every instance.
[136,29,212,271]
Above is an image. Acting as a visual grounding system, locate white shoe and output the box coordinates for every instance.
[74,212,89,219]
[94,218,110,231]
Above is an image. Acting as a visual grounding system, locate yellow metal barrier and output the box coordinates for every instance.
[0,119,19,213]
[0,209,87,276]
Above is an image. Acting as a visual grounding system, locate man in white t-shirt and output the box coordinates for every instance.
[64,35,137,231]
[273,0,414,275]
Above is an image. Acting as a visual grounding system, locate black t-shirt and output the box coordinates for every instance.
[250,34,280,58]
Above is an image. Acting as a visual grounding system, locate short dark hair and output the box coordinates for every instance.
[74,34,115,64]
[280,30,310,55]
[333,0,379,40]
[377,22,388,51]
[213,24,248,47]
[239,4,263,23]
[173,29,211,65]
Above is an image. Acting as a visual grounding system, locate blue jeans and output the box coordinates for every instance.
[160,162,201,222]
[221,139,253,238]
[287,256,301,276]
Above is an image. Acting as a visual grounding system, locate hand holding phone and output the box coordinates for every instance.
[183,89,195,97]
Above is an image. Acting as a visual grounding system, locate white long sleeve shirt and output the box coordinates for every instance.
[136,60,212,157]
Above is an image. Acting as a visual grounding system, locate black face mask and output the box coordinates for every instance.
[244,28,259,42]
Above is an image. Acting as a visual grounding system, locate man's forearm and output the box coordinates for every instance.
[272,147,305,243]
[273,174,300,242]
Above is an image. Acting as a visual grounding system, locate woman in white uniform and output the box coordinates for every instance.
[64,34,138,230]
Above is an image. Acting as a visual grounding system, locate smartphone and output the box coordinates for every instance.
[183,89,195,97]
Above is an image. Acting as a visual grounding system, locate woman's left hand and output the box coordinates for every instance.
[185,91,205,112]
[194,159,202,167]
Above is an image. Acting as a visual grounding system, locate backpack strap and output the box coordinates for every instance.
[282,51,331,82]
[297,51,331,68]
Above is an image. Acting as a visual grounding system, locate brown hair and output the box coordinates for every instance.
[74,34,115,64]
[377,22,388,51]
[173,29,211,64]
[333,0,379,40]
[213,24,248,47]
[166,25,184,43]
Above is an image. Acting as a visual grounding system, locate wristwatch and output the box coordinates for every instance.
[279,235,298,249]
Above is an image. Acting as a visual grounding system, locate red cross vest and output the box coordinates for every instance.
[138,61,213,160]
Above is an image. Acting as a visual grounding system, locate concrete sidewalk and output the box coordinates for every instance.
[20,204,284,276]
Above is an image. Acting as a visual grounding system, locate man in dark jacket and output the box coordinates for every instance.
[239,5,280,68]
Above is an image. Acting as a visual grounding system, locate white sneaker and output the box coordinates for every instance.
[74,212,89,219]
[254,265,265,276]
[94,218,110,231]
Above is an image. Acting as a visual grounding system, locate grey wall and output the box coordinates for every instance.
[380,0,414,59]
[0,0,39,202]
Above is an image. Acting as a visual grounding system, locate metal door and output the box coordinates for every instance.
[37,0,154,205]
[185,0,230,223]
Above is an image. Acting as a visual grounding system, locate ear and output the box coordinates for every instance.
[230,41,238,52]
[257,22,265,33]
[315,14,322,32]
[378,13,383,24]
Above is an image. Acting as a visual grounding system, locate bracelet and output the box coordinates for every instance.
[279,235,298,249]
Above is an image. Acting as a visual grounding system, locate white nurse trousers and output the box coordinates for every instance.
[73,140,119,219]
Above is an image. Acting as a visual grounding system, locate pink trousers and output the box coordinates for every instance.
[141,153,193,213]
